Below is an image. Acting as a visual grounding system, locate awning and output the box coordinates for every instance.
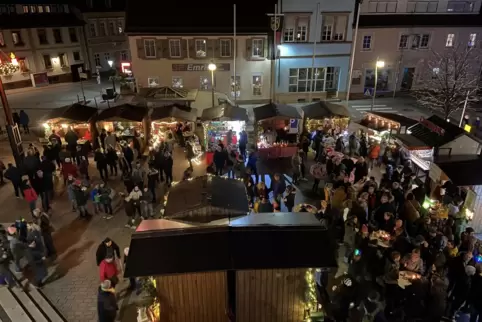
[124,213,338,277]
[150,104,198,123]
[302,101,350,119]
[93,104,148,122]
[435,155,482,186]
[365,112,418,127]
[393,134,431,150]
[253,103,301,121]
[201,104,248,121]
[42,103,98,124]
[408,115,464,148]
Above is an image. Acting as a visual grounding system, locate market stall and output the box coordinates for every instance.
[150,104,198,146]
[40,103,98,146]
[253,103,301,159]
[360,112,417,135]
[302,101,350,133]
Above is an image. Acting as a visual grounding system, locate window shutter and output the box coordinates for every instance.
[245,38,252,59]
[181,39,188,59]
[161,39,169,57]
[155,39,162,58]
[136,39,145,59]
[323,15,335,28]
[214,39,220,58]
[335,16,347,38]
[297,16,309,27]
[284,15,296,29]
[189,39,196,59]
[263,38,268,58]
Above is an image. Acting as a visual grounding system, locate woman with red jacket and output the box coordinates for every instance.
[61,158,78,185]
[99,254,119,287]
[23,181,38,213]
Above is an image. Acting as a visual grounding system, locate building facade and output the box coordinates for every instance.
[349,0,482,98]
[276,0,356,103]
[75,0,129,76]
[129,35,271,103]
[0,3,86,89]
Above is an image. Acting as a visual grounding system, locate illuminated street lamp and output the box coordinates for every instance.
[107,60,116,93]
[371,58,385,111]
[208,62,217,107]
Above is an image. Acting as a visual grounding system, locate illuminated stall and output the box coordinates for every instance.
[253,103,301,159]
[359,112,417,142]
[40,103,98,146]
[150,104,198,146]
[302,101,350,133]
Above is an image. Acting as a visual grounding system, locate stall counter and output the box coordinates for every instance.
[258,146,298,159]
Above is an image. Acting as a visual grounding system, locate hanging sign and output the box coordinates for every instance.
[419,117,445,135]
[289,119,299,133]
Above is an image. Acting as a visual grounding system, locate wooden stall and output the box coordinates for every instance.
[360,111,417,135]
[302,101,350,133]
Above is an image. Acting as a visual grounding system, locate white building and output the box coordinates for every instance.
[0,3,86,89]
[349,0,482,98]
[277,0,356,103]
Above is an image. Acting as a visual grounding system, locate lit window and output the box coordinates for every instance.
[469,33,477,47]
[220,39,231,57]
[200,76,210,90]
[104,52,110,63]
[446,33,455,47]
[37,6,43,13]
[148,77,159,88]
[288,68,328,92]
[18,58,28,72]
[12,31,23,46]
[296,17,309,42]
[172,77,183,88]
[231,76,241,98]
[30,6,36,13]
[252,39,263,57]
[195,39,207,57]
[117,20,123,34]
[144,39,156,58]
[252,75,262,96]
[23,6,29,13]
[169,39,181,58]
[44,5,50,12]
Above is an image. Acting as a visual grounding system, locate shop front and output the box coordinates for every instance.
[359,111,417,142]
[253,103,301,159]
[150,104,198,147]
[301,101,350,134]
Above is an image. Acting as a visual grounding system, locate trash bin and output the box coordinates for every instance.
[106,88,114,98]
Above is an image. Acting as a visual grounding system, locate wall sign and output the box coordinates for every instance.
[172,63,230,72]
[419,117,445,136]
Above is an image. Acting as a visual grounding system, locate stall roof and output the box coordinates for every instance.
[150,104,198,122]
[408,115,465,147]
[124,213,337,277]
[43,103,98,124]
[201,104,248,121]
[302,101,350,119]
[164,175,249,218]
[137,86,198,101]
[253,103,301,121]
[93,104,148,122]
[435,155,482,186]
[393,134,431,150]
[367,112,418,127]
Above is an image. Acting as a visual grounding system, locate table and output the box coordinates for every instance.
[258,146,297,159]
[398,271,421,289]
[293,204,317,213]
[369,230,391,248]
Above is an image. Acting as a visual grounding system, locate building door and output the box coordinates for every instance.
[401,68,415,91]
[70,63,84,82]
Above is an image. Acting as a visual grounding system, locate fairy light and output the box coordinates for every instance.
[303,268,318,321]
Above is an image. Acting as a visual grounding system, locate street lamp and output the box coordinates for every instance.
[371,58,385,111]
[208,62,217,107]
[107,60,116,93]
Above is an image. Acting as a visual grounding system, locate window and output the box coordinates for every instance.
[364,68,391,91]
[334,16,347,41]
[169,39,181,58]
[0,32,4,47]
[447,1,474,12]
[322,16,334,41]
[23,6,28,13]
[73,51,81,61]
[420,34,430,48]
[44,5,50,12]
[144,39,156,58]
[411,35,420,48]
[252,75,262,96]
[283,15,309,42]
[284,27,294,42]
[172,77,183,88]
[469,33,477,47]
[37,6,43,13]
[230,76,241,98]
[148,77,159,87]
[94,53,101,66]
[200,76,210,90]
[325,67,340,90]
[322,15,347,41]
[57,4,65,13]
[117,19,123,34]
[89,23,97,37]
[362,35,372,50]
[43,54,52,69]
[104,52,110,63]
[289,68,327,92]
[37,29,48,44]
[446,33,455,47]
[399,34,408,49]
[121,51,128,61]
[69,28,78,43]
[252,39,263,57]
[296,17,309,42]
[220,39,231,57]
[108,21,116,35]
[12,31,23,46]
[53,28,63,43]
[30,6,36,13]
[99,22,106,37]
[58,53,68,67]
[18,58,28,72]
[195,39,207,57]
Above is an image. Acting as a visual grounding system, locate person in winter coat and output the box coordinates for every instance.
[257,197,274,213]
[99,253,119,286]
[24,149,40,181]
[426,265,449,322]
[4,163,23,198]
[283,185,296,212]
[64,128,79,159]
[344,215,359,256]
[310,162,324,194]
[213,145,226,176]
[32,170,50,211]
[163,151,173,187]
[449,265,475,319]
[73,183,90,218]
[239,130,248,159]
[97,280,118,322]
[39,156,55,195]
[401,248,424,275]
[141,187,154,218]
[226,149,237,178]
[23,181,38,213]
[90,184,102,214]
[147,166,158,202]
[32,209,56,259]
[79,155,89,181]
[270,173,286,203]
[234,155,246,179]
[129,186,142,218]
[99,183,114,218]
[123,196,136,228]
[7,227,25,272]
[94,149,109,181]
[25,235,48,288]
[122,145,134,173]
[61,158,78,185]
[131,163,145,188]
[354,157,368,183]
[106,147,118,177]
[291,151,302,184]
[95,238,121,266]
[19,110,30,134]
[247,151,258,184]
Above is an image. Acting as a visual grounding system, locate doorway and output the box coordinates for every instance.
[70,63,84,82]
[401,68,415,91]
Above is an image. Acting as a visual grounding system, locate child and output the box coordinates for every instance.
[90,184,102,214]
[283,185,296,212]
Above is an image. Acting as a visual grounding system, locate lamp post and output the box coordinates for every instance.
[208,62,217,107]
[371,58,385,111]
[107,60,116,93]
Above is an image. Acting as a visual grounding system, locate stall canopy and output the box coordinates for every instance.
[150,104,198,122]
[407,115,465,147]
[124,213,337,277]
[364,112,418,128]
[435,155,482,186]
[93,104,148,122]
[302,101,350,119]
[253,103,301,121]
[201,103,248,121]
[42,103,98,124]
[164,175,249,221]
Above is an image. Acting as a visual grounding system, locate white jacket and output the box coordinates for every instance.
[129,190,143,200]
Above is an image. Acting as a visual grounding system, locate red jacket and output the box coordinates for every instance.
[24,187,38,202]
[99,260,118,281]
[61,163,78,179]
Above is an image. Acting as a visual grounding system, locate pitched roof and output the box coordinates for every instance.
[201,104,248,121]
[359,13,482,28]
[253,103,301,121]
[408,115,465,147]
[302,101,351,119]
[43,103,98,123]
[94,104,147,122]
[125,0,277,34]
[150,104,198,122]
[367,112,418,127]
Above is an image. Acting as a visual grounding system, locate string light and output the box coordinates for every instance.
[303,268,318,321]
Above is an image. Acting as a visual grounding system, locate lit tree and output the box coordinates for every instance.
[413,42,482,120]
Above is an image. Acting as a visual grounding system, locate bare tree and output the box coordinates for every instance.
[413,42,481,120]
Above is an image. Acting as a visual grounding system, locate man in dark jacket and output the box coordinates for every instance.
[96,238,121,266]
[73,184,90,218]
[122,145,134,173]
[94,149,109,181]
[64,128,79,158]
[4,163,23,198]
[97,280,118,322]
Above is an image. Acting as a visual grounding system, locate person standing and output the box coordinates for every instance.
[213,145,226,176]
[141,187,154,219]
[96,238,121,266]
[74,183,91,218]
[61,158,78,185]
[99,129,107,151]
[6,227,25,272]
[131,163,145,189]
[25,236,47,288]
[24,149,40,182]
[185,140,195,168]
[106,147,118,177]
[23,181,38,213]
[4,163,23,198]
[122,144,134,173]
[97,280,118,322]
[99,183,114,219]
[33,209,56,260]
[163,151,173,187]
[19,110,30,134]
[239,130,248,159]
[99,254,119,286]
[247,150,258,184]
[40,156,55,201]
[104,132,117,151]
[95,149,109,182]
[64,127,79,162]
[123,196,136,229]
[129,186,143,219]
[147,166,158,203]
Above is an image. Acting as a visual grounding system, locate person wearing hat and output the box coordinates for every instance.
[25,235,47,288]
[97,279,118,322]
[96,237,121,266]
[61,157,78,186]
[4,163,23,198]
